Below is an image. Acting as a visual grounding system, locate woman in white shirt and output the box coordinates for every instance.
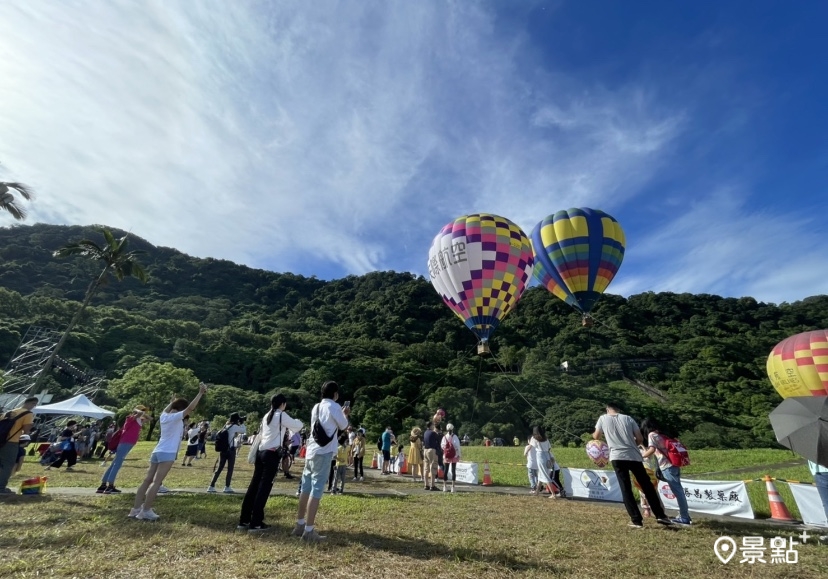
[130,383,207,521]
[238,394,303,532]
[530,426,556,497]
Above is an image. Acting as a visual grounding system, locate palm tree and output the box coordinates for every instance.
[0,182,34,220]
[31,228,148,392]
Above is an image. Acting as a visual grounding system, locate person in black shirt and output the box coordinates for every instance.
[46,421,78,471]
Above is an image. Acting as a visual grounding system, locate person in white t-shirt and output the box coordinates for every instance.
[129,383,207,521]
[291,380,350,543]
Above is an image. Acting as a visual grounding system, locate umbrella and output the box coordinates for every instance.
[769,396,828,467]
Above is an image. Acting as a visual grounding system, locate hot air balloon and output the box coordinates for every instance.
[767,330,828,398]
[428,214,534,354]
[530,208,625,326]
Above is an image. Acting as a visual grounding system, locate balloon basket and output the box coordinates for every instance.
[477,342,491,355]
[581,316,594,328]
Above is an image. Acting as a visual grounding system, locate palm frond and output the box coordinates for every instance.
[0,182,35,200]
[54,240,106,260]
[0,198,27,220]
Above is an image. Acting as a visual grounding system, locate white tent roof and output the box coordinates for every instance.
[32,394,114,420]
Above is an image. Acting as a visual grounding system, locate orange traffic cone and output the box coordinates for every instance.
[764,475,795,522]
[437,466,444,479]
[482,461,493,486]
[371,452,378,469]
[400,456,408,474]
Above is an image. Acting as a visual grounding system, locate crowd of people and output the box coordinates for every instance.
[3,390,827,542]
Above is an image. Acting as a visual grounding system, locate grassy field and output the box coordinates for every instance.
[2,444,826,578]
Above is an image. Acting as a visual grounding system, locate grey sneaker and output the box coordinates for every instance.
[290,522,306,537]
[301,528,327,543]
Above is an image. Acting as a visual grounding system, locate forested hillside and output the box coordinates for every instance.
[2,224,827,448]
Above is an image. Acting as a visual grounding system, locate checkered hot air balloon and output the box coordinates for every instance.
[767,330,828,398]
[530,208,625,326]
[428,214,534,350]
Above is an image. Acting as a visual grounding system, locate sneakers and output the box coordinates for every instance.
[671,517,692,526]
[237,523,249,531]
[352,477,358,481]
[628,522,644,529]
[656,517,673,526]
[248,524,271,533]
[207,486,216,493]
[359,476,364,482]
[137,508,160,521]
[284,473,294,479]
[128,507,143,518]
[157,485,170,494]
[65,466,74,472]
[223,487,235,494]
[290,522,306,537]
[96,484,108,494]
[301,529,327,543]
[105,485,122,494]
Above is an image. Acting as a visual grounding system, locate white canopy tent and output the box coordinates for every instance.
[32,394,115,420]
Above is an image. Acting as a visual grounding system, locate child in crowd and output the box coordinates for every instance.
[525,437,538,493]
[395,444,405,476]
[182,422,200,466]
[332,433,350,494]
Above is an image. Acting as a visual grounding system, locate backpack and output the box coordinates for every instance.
[214,427,230,452]
[107,427,123,452]
[0,410,32,450]
[377,436,383,451]
[442,435,457,460]
[663,436,691,467]
[310,404,335,447]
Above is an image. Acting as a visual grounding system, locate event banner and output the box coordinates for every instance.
[453,462,479,485]
[788,483,828,527]
[562,468,623,502]
[659,478,754,519]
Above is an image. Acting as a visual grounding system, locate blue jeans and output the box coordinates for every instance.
[662,466,690,521]
[102,443,135,484]
[814,472,828,522]
[527,468,538,489]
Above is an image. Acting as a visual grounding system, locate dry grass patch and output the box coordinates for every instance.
[2,489,826,578]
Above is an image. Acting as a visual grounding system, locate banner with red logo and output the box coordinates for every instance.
[658,478,754,519]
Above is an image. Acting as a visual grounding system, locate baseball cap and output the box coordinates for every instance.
[19,435,31,443]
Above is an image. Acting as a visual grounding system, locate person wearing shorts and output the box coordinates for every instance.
[292,381,350,543]
[129,384,206,521]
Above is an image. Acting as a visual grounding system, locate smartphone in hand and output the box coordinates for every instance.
[343,400,351,408]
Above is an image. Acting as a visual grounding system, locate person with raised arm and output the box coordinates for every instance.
[129,383,207,521]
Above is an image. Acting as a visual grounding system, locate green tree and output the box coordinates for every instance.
[33,228,148,392]
[0,182,34,221]
[108,362,200,439]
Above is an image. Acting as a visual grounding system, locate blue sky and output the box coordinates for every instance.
[0,1,826,304]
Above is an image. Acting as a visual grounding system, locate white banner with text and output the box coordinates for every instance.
[788,483,828,527]
[562,468,623,502]
[452,462,479,485]
[658,478,754,519]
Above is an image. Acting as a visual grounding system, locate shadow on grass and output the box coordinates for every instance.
[0,494,555,573]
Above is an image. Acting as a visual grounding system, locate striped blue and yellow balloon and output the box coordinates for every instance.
[530,208,625,315]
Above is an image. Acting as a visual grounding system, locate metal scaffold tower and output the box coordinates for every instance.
[0,326,107,413]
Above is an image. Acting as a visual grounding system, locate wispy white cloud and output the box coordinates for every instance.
[0,2,684,281]
[18,3,822,306]
[611,190,828,303]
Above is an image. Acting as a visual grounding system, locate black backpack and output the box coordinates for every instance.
[214,427,230,452]
[377,436,383,451]
[0,410,31,450]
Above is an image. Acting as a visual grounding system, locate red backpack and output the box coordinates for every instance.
[442,435,456,460]
[107,426,123,452]
[663,436,690,467]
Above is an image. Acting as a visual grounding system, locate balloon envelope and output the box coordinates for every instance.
[530,208,625,314]
[585,439,610,468]
[767,330,828,398]
[428,214,534,342]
